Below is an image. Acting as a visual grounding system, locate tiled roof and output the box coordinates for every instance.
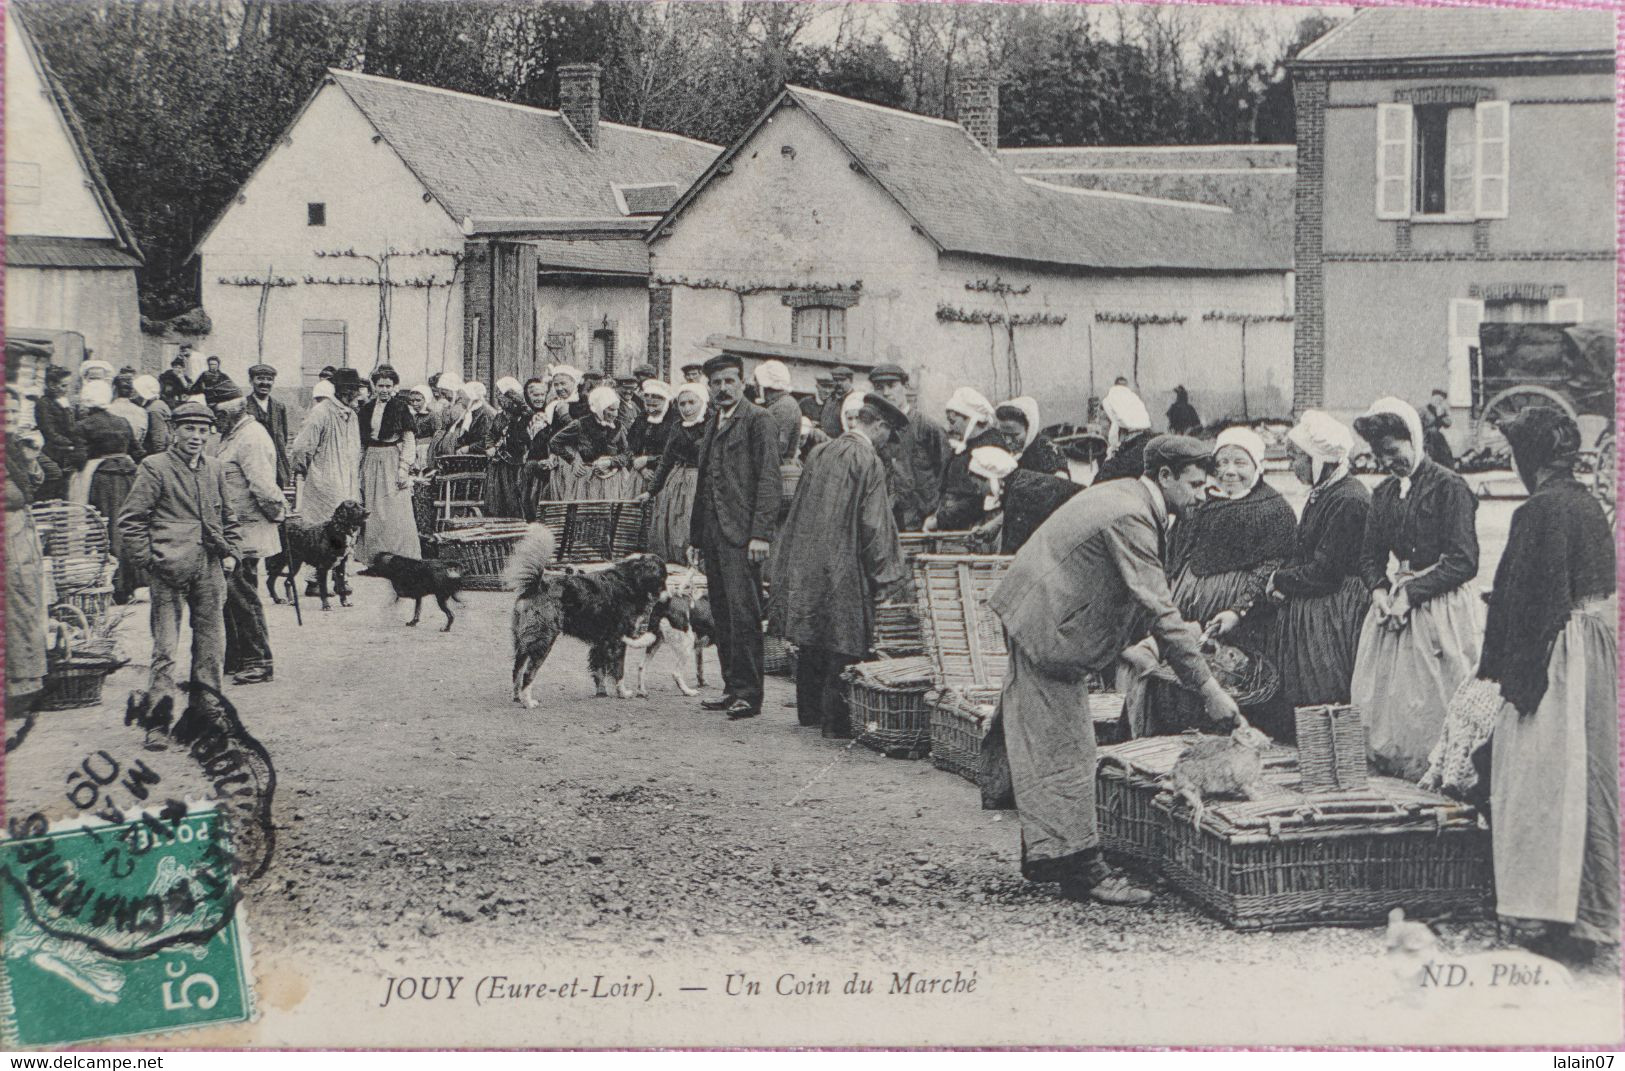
[1295,8,1614,65]
[773,87,1288,272]
[615,183,682,216]
[531,238,649,276]
[1001,145,1294,172]
[6,235,144,269]
[328,70,719,225]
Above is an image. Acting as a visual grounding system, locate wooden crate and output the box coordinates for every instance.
[914,554,1011,692]
[536,500,650,563]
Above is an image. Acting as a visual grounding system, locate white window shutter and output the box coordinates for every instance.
[1475,100,1510,219]
[1376,103,1414,220]
[1548,297,1584,323]
[1447,298,1484,405]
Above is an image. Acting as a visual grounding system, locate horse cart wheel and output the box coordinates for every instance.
[1475,385,1578,461]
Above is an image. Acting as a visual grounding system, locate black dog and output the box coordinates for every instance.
[506,527,666,706]
[265,500,368,611]
[356,552,466,632]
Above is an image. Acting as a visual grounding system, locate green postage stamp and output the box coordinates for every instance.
[0,806,255,1047]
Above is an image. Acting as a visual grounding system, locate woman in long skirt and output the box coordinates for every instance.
[353,365,421,563]
[637,383,708,564]
[1267,410,1371,709]
[1350,397,1481,781]
[1478,406,1617,963]
[1122,425,1297,738]
[484,378,531,518]
[7,427,49,735]
[547,386,638,501]
[70,379,141,601]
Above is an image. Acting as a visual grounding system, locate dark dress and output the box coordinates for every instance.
[936,427,1006,530]
[75,409,141,598]
[549,415,636,501]
[1016,435,1068,478]
[1000,470,1083,554]
[646,421,707,564]
[1094,430,1152,484]
[1267,473,1372,708]
[36,394,82,500]
[485,398,533,519]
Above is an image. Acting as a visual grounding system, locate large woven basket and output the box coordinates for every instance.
[929,687,999,783]
[59,583,115,628]
[536,500,650,564]
[30,501,110,561]
[1294,704,1369,793]
[914,554,1012,692]
[843,656,936,758]
[426,520,530,590]
[763,633,793,676]
[1144,641,1281,710]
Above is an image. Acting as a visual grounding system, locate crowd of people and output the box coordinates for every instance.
[4,346,1615,967]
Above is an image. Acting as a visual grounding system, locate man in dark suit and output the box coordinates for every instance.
[245,364,292,489]
[691,353,781,720]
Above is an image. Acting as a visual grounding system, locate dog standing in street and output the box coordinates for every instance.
[265,500,368,611]
[505,526,665,706]
[634,569,715,698]
[356,552,466,632]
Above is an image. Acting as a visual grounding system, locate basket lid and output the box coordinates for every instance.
[848,655,936,689]
[1098,734,1297,780]
[1153,776,1483,837]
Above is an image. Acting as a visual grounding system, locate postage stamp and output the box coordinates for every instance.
[0,807,256,1047]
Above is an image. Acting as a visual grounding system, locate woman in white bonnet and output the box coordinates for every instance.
[637,381,710,563]
[1265,410,1372,709]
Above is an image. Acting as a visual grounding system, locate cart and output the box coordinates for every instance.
[1469,321,1615,519]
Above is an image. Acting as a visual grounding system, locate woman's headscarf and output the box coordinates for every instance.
[495,376,523,400]
[587,385,621,423]
[1361,396,1426,498]
[674,382,709,427]
[79,360,116,383]
[312,380,336,402]
[1287,410,1354,489]
[1102,384,1151,453]
[80,379,113,410]
[839,390,866,434]
[1005,396,1042,454]
[1213,425,1267,498]
[132,375,161,403]
[754,360,791,393]
[641,379,673,422]
[437,370,465,398]
[407,383,434,407]
[945,387,995,452]
[969,445,1019,509]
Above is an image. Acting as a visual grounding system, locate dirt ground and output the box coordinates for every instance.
[5,482,1620,1047]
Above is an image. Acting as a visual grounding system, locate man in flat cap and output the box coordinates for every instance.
[769,394,909,737]
[868,364,949,530]
[244,363,292,489]
[802,375,832,422]
[692,352,781,720]
[680,359,707,385]
[118,399,242,705]
[816,365,855,438]
[212,381,284,685]
[986,435,1238,907]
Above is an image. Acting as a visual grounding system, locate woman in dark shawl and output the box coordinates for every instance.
[547,386,637,501]
[994,398,1068,478]
[70,378,141,602]
[1478,406,1616,963]
[636,382,709,564]
[485,381,537,518]
[1349,397,1481,781]
[1123,425,1297,738]
[1266,411,1372,713]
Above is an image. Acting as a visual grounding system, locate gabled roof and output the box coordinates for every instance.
[7,235,143,270]
[327,70,719,224]
[653,86,1288,273]
[1295,7,1614,66]
[9,8,143,263]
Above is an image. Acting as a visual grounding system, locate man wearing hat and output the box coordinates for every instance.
[37,365,82,500]
[680,359,707,385]
[868,364,949,530]
[245,364,292,488]
[986,435,1239,907]
[191,355,231,399]
[768,393,909,737]
[159,353,194,409]
[816,365,855,438]
[289,367,362,526]
[691,353,782,720]
[801,375,831,422]
[118,399,243,703]
[212,381,284,685]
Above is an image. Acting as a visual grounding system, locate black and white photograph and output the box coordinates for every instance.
[1,0,1620,1051]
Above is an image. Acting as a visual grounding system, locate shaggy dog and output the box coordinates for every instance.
[265,500,368,611]
[634,571,716,698]
[505,527,666,706]
[355,553,466,632]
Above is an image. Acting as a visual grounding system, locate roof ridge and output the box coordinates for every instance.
[1001,144,1295,154]
[785,85,964,130]
[1021,177,1234,214]
[1013,166,1297,176]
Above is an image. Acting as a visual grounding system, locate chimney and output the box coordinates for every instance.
[955,75,999,153]
[558,63,601,149]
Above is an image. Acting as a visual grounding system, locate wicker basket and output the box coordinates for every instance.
[536,500,650,563]
[1154,774,1491,931]
[59,583,115,628]
[763,634,793,676]
[425,521,530,590]
[929,687,999,783]
[914,554,1012,692]
[1144,641,1282,710]
[898,531,978,558]
[1294,704,1369,793]
[37,660,123,710]
[843,656,936,758]
[1095,736,1299,868]
[30,501,111,561]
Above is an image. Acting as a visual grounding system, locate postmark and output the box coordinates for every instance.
[0,807,256,1047]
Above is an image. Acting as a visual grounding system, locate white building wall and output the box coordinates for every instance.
[6,266,143,368]
[199,79,467,396]
[536,282,649,379]
[652,101,1293,425]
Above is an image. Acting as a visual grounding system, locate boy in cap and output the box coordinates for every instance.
[245,364,291,487]
[769,394,909,736]
[868,364,949,529]
[692,353,781,720]
[118,400,243,703]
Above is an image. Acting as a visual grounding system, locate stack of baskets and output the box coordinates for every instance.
[870,532,978,658]
[38,604,126,711]
[425,519,531,590]
[536,500,650,564]
[1294,704,1369,793]
[415,456,488,537]
[30,501,115,626]
[841,655,937,758]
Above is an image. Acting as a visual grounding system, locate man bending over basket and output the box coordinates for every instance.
[988,434,1239,906]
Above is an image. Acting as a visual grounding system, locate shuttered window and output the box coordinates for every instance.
[1376,103,1413,220]
[1375,100,1510,220]
[1474,101,1510,219]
